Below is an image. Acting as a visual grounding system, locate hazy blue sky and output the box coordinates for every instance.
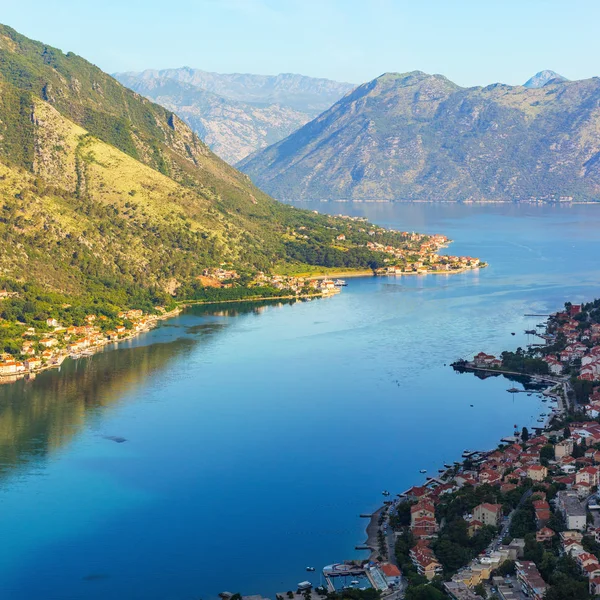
[3,0,599,86]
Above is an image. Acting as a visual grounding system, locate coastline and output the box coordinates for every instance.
[0,306,182,384]
[358,366,565,579]
[178,291,337,307]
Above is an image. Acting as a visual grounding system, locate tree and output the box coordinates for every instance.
[404,585,445,600]
[564,426,571,439]
[521,427,530,443]
[540,444,554,466]
[473,582,487,598]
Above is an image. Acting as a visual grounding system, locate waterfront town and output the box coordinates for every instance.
[321,216,484,275]
[264,299,600,600]
[0,227,484,387]
[0,306,181,384]
[0,274,346,384]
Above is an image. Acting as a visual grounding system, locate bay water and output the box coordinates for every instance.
[0,203,599,599]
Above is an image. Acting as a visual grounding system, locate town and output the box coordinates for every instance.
[0,306,180,384]
[271,299,600,600]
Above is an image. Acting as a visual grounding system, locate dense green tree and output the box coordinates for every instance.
[404,585,445,600]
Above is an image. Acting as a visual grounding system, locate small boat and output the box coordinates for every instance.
[470,404,474,407]
[420,469,427,474]
[511,332,516,335]
[514,424,517,428]
[306,567,315,572]
[351,580,359,585]
[444,463,452,468]
[382,490,390,496]
[334,279,347,287]
[537,418,544,422]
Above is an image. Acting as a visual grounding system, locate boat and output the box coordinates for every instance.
[470,404,474,407]
[420,469,427,474]
[537,418,544,422]
[507,387,520,393]
[351,580,359,585]
[444,463,452,468]
[306,567,315,572]
[382,490,390,496]
[334,279,347,287]
[511,332,516,335]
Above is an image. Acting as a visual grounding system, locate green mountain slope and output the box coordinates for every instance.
[0,25,415,318]
[114,74,313,164]
[238,71,600,202]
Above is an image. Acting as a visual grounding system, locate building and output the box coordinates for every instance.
[443,581,479,600]
[380,563,401,586]
[515,561,547,600]
[473,503,502,527]
[576,466,600,487]
[527,464,548,482]
[557,490,587,530]
[409,543,442,581]
[555,438,574,460]
[536,527,555,543]
[533,500,551,526]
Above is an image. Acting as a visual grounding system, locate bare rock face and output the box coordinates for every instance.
[523,70,568,88]
[239,71,600,203]
[113,70,355,164]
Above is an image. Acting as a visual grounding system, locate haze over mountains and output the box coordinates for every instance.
[114,68,355,163]
[239,70,600,203]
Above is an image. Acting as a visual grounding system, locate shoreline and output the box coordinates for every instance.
[283,199,599,205]
[0,307,182,383]
[178,291,336,307]
[359,367,565,573]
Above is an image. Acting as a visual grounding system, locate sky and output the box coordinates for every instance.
[2,0,599,87]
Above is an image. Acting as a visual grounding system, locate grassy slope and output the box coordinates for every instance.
[0,26,420,304]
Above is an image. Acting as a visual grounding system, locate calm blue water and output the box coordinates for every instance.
[0,203,599,599]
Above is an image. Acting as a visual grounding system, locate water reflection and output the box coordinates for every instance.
[0,298,308,485]
[0,323,213,480]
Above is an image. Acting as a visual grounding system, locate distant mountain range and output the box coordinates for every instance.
[239,70,600,203]
[114,68,355,163]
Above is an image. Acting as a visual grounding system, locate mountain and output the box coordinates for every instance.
[114,74,313,163]
[113,68,355,163]
[0,24,407,315]
[523,70,568,88]
[116,67,355,112]
[239,71,600,203]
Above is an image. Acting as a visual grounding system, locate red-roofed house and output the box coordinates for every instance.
[473,503,502,527]
[381,563,401,586]
[527,465,548,482]
[576,466,600,487]
[536,527,555,543]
